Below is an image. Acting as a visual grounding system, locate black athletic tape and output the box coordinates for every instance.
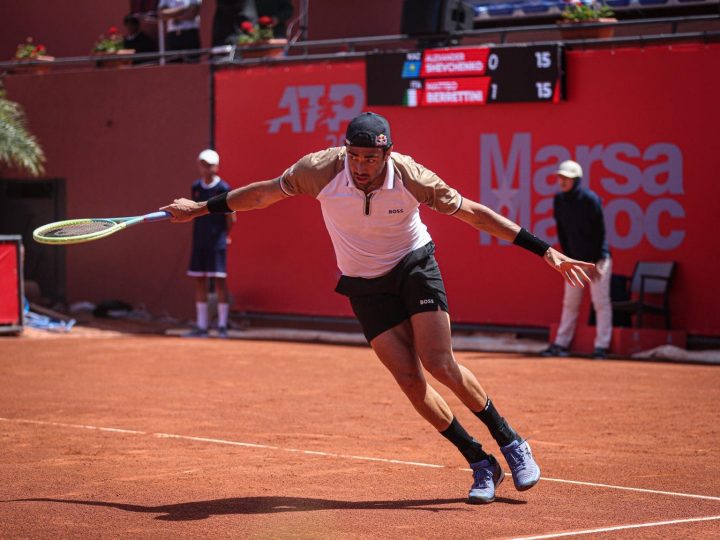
[207,192,232,214]
[513,228,550,257]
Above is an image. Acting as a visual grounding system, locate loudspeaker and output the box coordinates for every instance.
[442,0,475,33]
[401,0,444,35]
[401,0,474,36]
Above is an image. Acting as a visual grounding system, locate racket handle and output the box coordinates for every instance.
[143,211,171,222]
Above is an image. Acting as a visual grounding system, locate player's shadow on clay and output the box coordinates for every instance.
[13,495,526,521]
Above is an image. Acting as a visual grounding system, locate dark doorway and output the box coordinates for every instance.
[0,179,66,306]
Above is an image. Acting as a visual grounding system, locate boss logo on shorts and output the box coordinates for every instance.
[419,298,435,305]
[388,208,404,214]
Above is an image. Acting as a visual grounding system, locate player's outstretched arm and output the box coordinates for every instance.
[453,197,595,288]
[161,178,286,223]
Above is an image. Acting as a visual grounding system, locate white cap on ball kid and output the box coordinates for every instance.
[198,149,220,165]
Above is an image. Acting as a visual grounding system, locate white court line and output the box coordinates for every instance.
[539,477,720,502]
[154,432,281,450]
[1,418,147,435]
[1,417,718,501]
[512,515,720,539]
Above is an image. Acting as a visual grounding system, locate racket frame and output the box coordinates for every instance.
[32,211,170,245]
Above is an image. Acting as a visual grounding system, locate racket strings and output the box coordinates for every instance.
[40,221,116,238]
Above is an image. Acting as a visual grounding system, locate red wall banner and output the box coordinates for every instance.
[215,43,720,336]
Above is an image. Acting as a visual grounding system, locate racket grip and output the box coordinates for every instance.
[143,211,172,222]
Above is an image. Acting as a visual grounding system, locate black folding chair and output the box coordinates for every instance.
[612,261,676,329]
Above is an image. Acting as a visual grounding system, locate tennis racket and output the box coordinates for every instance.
[33,211,171,245]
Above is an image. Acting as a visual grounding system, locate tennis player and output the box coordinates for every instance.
[162,112,595,504]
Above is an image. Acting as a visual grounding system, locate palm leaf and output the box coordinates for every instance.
[0,83,46,176]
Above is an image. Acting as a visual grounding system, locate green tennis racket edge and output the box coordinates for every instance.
[33,211,171,245]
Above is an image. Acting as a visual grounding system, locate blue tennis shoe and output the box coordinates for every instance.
[468,455,504,504]
[500,439,541,491]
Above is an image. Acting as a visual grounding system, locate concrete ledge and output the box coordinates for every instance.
[550,323,688,356]
[166,327,546,354]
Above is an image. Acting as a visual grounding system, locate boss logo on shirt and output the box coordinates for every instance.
[388,208,404,214]
[419,299,435,305]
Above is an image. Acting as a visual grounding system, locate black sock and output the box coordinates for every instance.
[440,417,489,464]
[475,398,520,447]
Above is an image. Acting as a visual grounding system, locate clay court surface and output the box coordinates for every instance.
[1,333,719,539]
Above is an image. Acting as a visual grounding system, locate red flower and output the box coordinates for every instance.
[240,21,254,32]
[258,16,273,27]
[36,45,46,53]
[108,26,119,35]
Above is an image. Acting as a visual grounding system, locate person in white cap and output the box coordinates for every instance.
[185,149,235,338]
[162,113,596,504]
[542,160,613,359]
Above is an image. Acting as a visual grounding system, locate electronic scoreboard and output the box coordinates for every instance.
[366,44,565,107]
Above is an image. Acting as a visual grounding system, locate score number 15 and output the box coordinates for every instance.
[535,50,554,99]
[535,51,553,68]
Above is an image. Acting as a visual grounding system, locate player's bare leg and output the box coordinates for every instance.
[410,309,541,492]
[369,320,453,430]
[370,320,503,503]
[409,310,489,411]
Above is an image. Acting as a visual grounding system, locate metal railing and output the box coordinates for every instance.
[1,14,717,71]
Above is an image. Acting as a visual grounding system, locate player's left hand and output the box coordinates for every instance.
[543,247,595,288]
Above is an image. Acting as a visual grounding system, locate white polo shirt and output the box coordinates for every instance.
[280,147,462,278]
[158,0,201,32]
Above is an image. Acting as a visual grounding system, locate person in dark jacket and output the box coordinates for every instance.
[123,14,158,63]
[542,160,613,359]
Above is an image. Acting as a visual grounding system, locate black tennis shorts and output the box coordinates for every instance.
[187,248,227,277]
[335,242,449,342]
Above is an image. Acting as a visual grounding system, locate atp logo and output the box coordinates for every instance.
[267,84,364,146]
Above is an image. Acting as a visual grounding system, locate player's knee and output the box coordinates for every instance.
[424,355,458,385]
[394,372,426,401]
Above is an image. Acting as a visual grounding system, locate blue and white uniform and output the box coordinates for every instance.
[187,175,231,277]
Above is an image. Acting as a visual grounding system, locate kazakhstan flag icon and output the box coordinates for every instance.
[401,60,421,79]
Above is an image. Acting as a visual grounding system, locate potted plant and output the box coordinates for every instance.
[558,1,617,40]
[92,26,135,68]
[234,16,287,59]
[11,37,55,74]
